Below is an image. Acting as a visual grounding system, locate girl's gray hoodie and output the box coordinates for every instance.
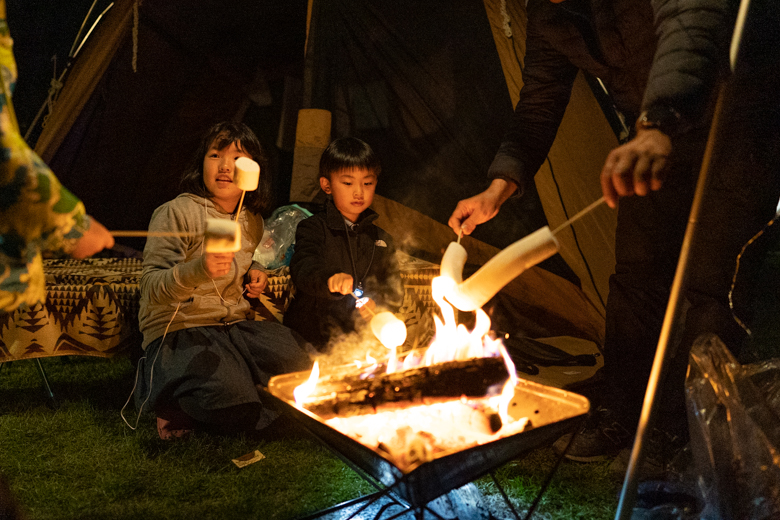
[138,193,263,348]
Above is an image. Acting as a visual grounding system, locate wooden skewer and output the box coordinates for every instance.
[110,230,197,238]
[234,190,247,220]
[552,196,607,236]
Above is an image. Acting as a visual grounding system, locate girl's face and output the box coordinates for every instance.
[203,139,253,213]
[320,167,377,222]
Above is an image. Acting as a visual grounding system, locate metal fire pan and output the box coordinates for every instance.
[266,370,589,509]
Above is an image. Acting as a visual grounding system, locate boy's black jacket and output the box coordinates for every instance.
[284,198,403,348]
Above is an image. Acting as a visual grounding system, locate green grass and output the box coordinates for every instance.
[0,356,619,520]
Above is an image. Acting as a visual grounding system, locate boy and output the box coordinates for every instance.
[285,137,403,350]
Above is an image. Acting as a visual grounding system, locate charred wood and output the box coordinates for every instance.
[301,357,509,418]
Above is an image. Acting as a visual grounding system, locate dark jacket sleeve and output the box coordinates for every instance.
[289,216,342,301]
[642,0,736,125]
[488,4,579,197]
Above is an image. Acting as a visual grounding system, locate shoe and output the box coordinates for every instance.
[609,428,690,482]
[553,406,634,462]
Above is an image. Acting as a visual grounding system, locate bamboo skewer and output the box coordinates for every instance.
[552,196,607,236]
[110,230,197,238]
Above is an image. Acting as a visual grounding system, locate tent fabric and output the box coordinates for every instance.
[295,0,615,314]
[32,0,308,247]
[26,0,608,347]
[35,0,135,164]
[482,0,616,313]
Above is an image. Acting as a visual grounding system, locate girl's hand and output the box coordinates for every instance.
[203,252,234,278]
[245,269,268,298]
[328,273,354,295]
[357,297,376,321]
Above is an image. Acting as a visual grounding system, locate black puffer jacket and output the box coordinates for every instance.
[284,198,403,348]
[489,0,735,195]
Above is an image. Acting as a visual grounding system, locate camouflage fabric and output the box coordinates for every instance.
[0,2,89,312]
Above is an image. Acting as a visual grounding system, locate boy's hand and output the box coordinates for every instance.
[328,273,354,295]
[204,252,234,278]
[245,269,268,298]
[357,297,376,320]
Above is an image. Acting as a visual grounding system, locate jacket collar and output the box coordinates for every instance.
[324,197,378,232]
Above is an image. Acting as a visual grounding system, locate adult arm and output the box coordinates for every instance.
[450,4,578,235]
[601,0,735,206]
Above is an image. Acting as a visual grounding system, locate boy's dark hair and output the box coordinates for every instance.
[319,137,381,180]
[180,121,270,215]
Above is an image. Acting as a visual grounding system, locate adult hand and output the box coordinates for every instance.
[448,178,517,236]
[245,269,268,298]
[357,297,376,321]
[70,216,115,259]
[203,252,234,278]
[328,272,354,295]
[600,128,672,208]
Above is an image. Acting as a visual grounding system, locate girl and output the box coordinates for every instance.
[136,121,311,440]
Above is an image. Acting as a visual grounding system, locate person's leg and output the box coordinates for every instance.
[139,326,274,437]
[660,70,780,425]
[229,320,314,387]
[558,153,699,461]
[603,171,696,424]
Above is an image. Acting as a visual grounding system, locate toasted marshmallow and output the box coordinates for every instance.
[234,157,260,191]
[205,218,241,253]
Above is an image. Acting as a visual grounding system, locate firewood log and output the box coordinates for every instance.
[301,356,509,418]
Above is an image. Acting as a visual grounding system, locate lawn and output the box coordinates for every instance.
[0,355,620,520]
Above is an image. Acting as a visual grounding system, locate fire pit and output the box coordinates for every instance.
[265,239,591,516]
[266,370,589,512]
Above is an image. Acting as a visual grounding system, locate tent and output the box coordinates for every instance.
[19,0,620,363]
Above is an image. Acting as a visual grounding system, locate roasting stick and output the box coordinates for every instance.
[111,159,263,246]
[442,194,609,312]
[552,195,606,236]
[110,230,197,238]
[351,291,376,316]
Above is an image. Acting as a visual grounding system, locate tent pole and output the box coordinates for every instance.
[23,2,114,142]
[613,83,726,520]
[614,1,751,516]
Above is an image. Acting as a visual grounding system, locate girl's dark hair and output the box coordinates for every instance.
[180,121,270,215]
[319,137,381,180]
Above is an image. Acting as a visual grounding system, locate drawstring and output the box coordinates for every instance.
[343,219,375,295]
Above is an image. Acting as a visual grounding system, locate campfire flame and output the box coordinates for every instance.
[294,360,319,407]
[292,267,526,468]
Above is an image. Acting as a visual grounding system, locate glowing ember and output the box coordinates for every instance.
[325,398,529,471]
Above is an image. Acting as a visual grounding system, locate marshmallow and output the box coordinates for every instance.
[234,157,260,191]
[371,311,407,348]
[205,218,241,253]
[441,226,559,311]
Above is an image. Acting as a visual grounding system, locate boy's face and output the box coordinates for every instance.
[203,139,252,213]
[320,167,377,222]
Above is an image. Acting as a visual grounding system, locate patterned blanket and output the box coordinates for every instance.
[0,254,439,362]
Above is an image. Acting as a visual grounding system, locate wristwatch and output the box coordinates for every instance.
[636,105,683,136]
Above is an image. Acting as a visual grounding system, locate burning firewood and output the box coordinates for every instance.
[299,356,509,418]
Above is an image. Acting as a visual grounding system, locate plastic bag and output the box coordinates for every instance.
[685,334,780,519]
[253,204,312,270]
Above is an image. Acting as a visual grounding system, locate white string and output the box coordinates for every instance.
[202,197,245,306]
[121,302,180,430]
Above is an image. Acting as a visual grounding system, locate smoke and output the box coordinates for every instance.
[314,321,389,372]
